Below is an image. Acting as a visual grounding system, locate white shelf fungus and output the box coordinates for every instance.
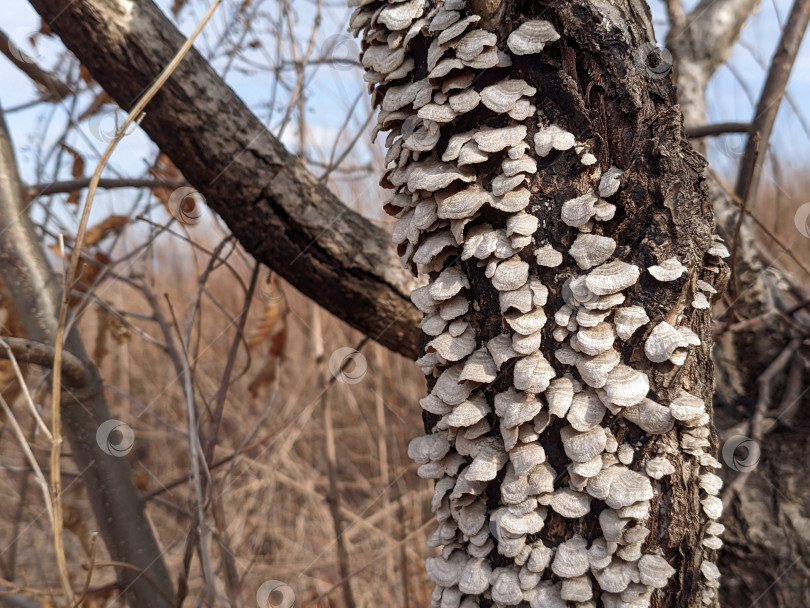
[648,257,687,281]
[354,4,720,604]
[570,234,617,269]
[506,20,560,55]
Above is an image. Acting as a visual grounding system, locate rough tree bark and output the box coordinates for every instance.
[0,108,174,608]
[669,1,810,605]
[354,1,725,606]
[18,0,808,604]
[28,0,422,359]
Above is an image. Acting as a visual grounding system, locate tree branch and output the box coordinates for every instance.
[0,106,174,608]
[685,122,751,138]
[26,177,186,197]
[0,336,90,387]
[28,0,421,359]
[733,0,810,204]
[682,0,765,76]
[0,28,72,101]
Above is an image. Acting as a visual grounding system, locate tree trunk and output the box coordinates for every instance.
[355,1,725,606]
[668,2,810,605]
[0,108,174,608]
[28,0,422,359]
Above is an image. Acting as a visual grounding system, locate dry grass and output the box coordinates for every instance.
[753,166,810,283]
[0,228,432,608]
[2,162,809,607]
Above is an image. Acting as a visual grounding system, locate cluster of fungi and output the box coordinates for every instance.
[351,0,727,606]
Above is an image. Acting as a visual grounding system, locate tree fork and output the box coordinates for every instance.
[28,0,422,358]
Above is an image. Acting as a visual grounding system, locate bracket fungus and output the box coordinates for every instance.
[570,233,617,270]
[353,2,720,604]
[648,257,687,281]
[506,20,560,55]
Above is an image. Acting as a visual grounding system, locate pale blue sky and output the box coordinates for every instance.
[1,0,808,224]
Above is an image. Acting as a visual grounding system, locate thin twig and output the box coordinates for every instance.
[27,177,186,197]
[707,168,810,279]
[0,338,54,439]
[726,133,759,327]
[47,2,223,603]
[301,518,436,608]
[87,561,176,606]
[75,533,99,607]
[313,307,357,608]
[0,28,72,100]
[685,122,751,138]
[0,394,54,533]
[733,0,810,204]
[722,338,800,506]
[0,336,89,389]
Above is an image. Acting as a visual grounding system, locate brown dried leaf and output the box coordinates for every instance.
[39,18,52,37]
[63,505,92,556]
[0,299,26,415]
[77,90,113,121]
[149,153,184,211]
[59,142,85,178]
[172,0,189,15]
[73,251,112,306]
[84,215,129,246]
[247,276,286,350]
[94,307,111,365]
[79,64,94,84]
[248,326,287,398]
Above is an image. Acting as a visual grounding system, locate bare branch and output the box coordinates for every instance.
[685,122,751,138]
[26,177,186,197]
[0,105,174,608]
[733,0,810,204]
[0,336,89,387]
[28,0,421,359]
[0,28,71,100]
